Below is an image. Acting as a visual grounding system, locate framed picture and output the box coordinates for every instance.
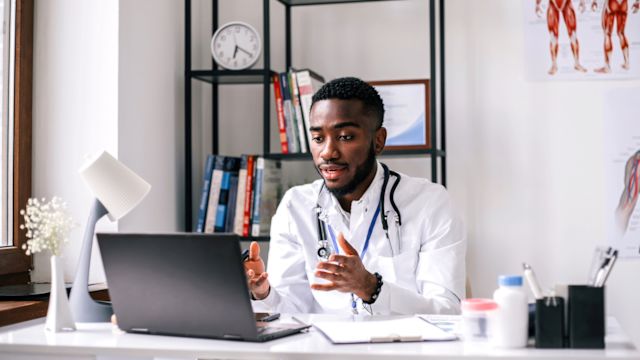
[369,79,430,150]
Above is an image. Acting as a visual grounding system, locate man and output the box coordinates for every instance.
[535,0,588,75]
[591,0,640,73]
[244,77,465,315]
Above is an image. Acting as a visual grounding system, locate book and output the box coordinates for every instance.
[251,157,282,237]
[204,156,226,233]
[225,173,240,232]
[272,74,289,154]
[295,69,325,151]
[195,154,215,233]
[289,70,308,153]
[280,72,300,153]
[214,156,241,232]
[233,155,249,235]
[242,155,256,237]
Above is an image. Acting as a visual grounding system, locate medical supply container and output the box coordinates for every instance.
[460,298,498,341]
[492,275,528,348]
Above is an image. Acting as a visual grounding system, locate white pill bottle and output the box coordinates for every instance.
[491,275,528,348]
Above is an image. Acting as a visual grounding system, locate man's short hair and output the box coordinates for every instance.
[311,77,384,129]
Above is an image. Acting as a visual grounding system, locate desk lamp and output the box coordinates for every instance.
[69,151,151,322]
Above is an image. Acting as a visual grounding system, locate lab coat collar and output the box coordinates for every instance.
[316,161,385,222]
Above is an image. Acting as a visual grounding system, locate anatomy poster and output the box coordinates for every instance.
[524,0,640,81]
[604,88,640,259]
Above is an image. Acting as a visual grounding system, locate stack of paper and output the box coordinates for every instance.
[313,316,457,344]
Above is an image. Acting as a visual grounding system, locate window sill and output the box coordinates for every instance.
[0,284,109,327]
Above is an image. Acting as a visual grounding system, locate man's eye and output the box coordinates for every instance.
[338,135,354,141]
[312,136,323,143]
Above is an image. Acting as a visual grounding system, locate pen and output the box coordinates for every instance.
[592,249,614,287]
[596,250,618,287]
[523,263,544,300]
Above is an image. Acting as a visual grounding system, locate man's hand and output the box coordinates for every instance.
[579,0,586,13]
[591,0,598,11]
[633,0,639,13]
[311,232,377,301]
[244,241,270,300]
[535,3,544,18]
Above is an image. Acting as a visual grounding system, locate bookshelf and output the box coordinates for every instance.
[184,0,446,232]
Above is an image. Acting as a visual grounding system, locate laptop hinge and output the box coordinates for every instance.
[223,334,244,340]
[130,328,150,333]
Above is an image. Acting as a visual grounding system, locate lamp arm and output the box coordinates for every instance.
[69,198,113,322]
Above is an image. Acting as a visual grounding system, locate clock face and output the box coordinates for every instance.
[210,21,261,71]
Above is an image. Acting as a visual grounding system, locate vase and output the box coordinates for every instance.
[45,255,76,332]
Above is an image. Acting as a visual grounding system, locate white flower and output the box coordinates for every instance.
[20,196,76,256]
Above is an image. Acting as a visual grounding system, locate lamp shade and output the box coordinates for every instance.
[79,151,151,221]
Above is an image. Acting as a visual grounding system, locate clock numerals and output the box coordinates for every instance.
[211,22,261,70]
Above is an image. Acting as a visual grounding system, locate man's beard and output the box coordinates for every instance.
[319,144,377,198]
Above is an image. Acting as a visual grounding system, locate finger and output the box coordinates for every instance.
[249,241,261,261]
[310,282,337,291]
[328,254,352,266]
[315,270,341,283]
[337,232,359,256]
[253,273,269,288]
[316,261,343,273]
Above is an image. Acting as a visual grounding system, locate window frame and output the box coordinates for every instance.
[0,0,33,285]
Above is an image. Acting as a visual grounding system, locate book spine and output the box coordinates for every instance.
[280,72,299,153]
[214,170,232,232]
[242,155,256,237]
[196,155,215,233]
[204,156,225,233]
[257,159,282,236]
[272,74,289,154]
[290,71,308,153]
[225,174,239,232]
[233,155,249,235]
[296,70,316,153]
[251,157,265,237]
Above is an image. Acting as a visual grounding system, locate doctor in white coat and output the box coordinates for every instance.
[245,77,466,315]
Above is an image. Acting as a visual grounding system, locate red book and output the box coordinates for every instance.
[242,155,256,237]
[272,74,289,154]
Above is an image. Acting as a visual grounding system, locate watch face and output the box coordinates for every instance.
[210,21,261,70]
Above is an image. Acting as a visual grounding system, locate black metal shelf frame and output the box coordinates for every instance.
[184,0,446,231]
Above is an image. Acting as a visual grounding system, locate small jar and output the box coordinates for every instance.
[461,298,498,342]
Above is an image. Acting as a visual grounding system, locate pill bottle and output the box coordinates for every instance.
[460,298,498,341]
[492,275,528,348]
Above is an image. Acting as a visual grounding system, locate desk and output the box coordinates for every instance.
[0,315,637,360]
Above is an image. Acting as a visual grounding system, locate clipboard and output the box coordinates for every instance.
[313,316,457,344]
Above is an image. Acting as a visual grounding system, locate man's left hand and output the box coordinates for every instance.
[311,232,378,301]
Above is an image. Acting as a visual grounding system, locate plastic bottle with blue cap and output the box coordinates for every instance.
[491,275,528,348]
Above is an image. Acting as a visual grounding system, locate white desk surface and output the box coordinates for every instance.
[0,315,637,360]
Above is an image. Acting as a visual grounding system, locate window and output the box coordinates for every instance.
[0,0,33,286]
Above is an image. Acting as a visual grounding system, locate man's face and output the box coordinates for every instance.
[309,99,386,198]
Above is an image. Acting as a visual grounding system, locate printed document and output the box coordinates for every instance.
[313,316,457,344]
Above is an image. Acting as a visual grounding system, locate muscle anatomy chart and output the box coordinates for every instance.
[524,0,640,80]
[605,88,640,258]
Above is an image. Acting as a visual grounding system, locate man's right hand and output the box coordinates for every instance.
[244,241,270,300]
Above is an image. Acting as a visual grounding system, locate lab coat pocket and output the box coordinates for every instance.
[373,250,417,288]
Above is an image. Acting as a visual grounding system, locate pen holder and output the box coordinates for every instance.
[534,297,564,348]
[567,285,605,349]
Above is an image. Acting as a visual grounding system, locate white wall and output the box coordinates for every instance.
[31,0,183,284]
[445,0,640,345]
[31,0,119,283]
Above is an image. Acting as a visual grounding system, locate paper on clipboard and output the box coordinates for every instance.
[313,316,457,344]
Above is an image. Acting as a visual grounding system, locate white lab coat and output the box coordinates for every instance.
[252,161,466,315]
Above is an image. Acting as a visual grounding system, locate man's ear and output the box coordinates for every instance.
[374,127,387,155]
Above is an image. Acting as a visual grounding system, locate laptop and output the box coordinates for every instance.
[96,232,310,342]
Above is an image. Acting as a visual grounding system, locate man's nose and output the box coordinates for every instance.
[319,138,339,161]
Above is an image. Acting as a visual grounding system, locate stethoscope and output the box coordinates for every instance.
[315,163,402,260]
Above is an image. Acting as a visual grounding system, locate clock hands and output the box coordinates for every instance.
[233,45,239,59]
[236,45,253,58]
